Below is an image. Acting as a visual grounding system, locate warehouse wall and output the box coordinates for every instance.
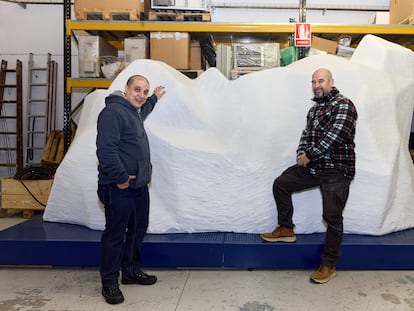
[0,2,76,174]
[0,1,411,175]
[0,1,387,128]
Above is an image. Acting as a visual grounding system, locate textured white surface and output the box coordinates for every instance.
[43,35,414,235]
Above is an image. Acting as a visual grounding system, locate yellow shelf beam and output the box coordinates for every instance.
[67,20,414,36]
[67,20,295,34]
[311,24,414,35]
[66,21,414,92]
[66,78,112,93]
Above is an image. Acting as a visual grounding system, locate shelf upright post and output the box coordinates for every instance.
[63,0,72,153]
[298,0,307,60]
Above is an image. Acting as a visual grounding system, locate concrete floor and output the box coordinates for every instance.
[1,217,414,311]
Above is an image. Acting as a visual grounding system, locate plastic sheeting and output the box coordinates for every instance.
[43,35,414,235]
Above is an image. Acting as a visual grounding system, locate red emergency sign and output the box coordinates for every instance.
[295,23,311,47]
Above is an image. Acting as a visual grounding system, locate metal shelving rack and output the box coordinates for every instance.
[63,0,414,150]
[63,0,72,153]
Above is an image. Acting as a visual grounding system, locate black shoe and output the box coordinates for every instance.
[102,286,124,305]
[121,271,157,285]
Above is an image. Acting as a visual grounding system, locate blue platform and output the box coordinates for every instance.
[0,216,413,270]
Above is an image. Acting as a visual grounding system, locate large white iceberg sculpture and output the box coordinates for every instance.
[43,35,414,235]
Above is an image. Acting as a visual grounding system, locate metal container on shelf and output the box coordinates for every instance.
[153,0,175,6]
[233,43,281,71]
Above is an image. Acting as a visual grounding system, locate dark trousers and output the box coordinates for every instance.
[273,165,351,267]
[98,184,149,287]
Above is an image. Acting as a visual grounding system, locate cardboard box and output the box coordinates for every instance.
[74,0,148,20]
[78,35,118,77]
[0,178,53,210]
[150,32,190,69]
[190,40,203,70]
[389,0,414,24]
[124,35,149,66]
[311,36,337,54]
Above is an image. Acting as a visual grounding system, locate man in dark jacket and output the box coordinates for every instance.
[261,68,358,284]
[96,75,165,304]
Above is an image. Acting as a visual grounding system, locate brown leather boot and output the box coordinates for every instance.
[310,265,337,284]
[261,226,296,242]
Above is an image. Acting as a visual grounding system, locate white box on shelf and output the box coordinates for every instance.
[151,0,210,10]
[216,44,233,79]
[124,35,149,66]
[78,35,118,78]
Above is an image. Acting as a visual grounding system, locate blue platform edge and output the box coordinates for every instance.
[0,216,413,270]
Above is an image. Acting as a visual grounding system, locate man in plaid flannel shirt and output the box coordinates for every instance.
[262,68,358,284]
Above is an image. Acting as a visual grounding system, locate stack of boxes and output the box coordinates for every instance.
[74,0,149,20]
[74,0,285,80]
[79,32,204,78]
[74,0,414,80]
[77,34,282,79]
[75,0,205,77]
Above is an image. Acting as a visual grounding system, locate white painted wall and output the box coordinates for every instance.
[211,7,378,23]
[0,2,79,173]
[210,0,389,10]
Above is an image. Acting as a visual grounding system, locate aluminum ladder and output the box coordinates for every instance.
[25,53,58,166]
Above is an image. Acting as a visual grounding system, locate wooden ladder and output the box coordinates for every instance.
[0,59,23,176]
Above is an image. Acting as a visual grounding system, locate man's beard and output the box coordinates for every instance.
[313,87,324,98]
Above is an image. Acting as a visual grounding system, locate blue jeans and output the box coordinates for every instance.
[273,165,351,267]
[97,184,149,287]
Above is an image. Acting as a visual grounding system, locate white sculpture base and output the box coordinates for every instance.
[44,35,414,235]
